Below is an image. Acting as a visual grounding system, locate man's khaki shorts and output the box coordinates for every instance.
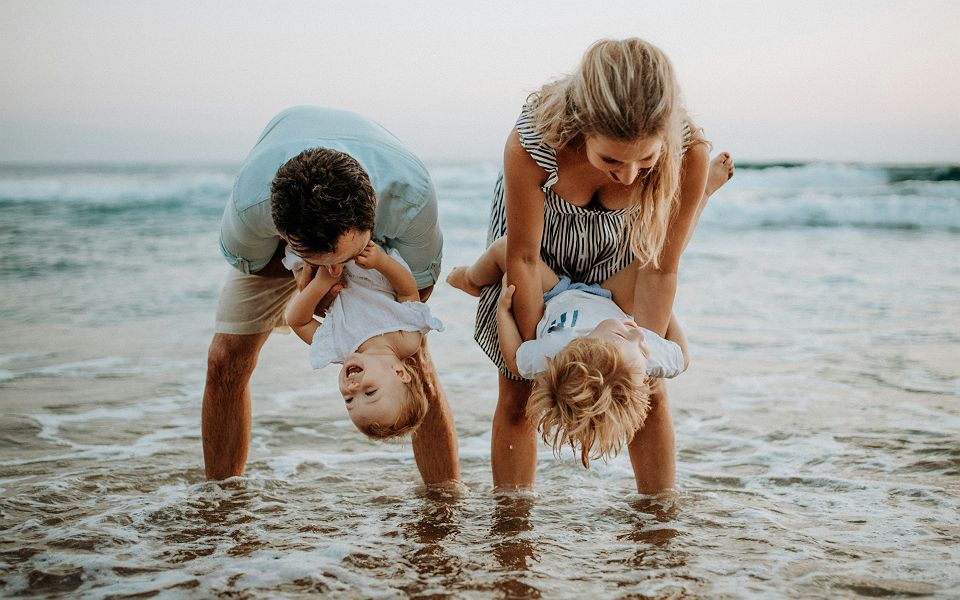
[214,268,299,335]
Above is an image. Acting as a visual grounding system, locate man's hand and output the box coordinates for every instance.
[354,241,385,270]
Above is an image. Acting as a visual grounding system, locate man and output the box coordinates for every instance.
[203,105,460,483]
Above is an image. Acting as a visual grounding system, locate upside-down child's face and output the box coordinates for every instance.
[338,352,411,431]
[587,319,650,374]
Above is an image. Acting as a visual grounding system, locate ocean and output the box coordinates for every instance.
[1,160,958,597]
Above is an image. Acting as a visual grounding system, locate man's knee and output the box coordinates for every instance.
[206,334,266,390]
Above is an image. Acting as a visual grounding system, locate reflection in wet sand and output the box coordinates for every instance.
[491,494,541,598]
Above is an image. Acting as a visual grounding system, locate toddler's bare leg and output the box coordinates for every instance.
[600,259,642,316]
[681,152,735,253]
[446,238,509,296]
[704,151,735,198]
[447,236,559,297]
[664,313,690,370]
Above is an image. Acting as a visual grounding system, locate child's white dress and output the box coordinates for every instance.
[283,246,443,369]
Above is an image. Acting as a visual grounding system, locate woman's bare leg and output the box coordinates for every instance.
[627,380,676,493]
[600,262,678,492]
[491,375,538,490]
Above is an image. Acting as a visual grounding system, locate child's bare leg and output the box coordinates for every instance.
[682,152,735,253]
[602,259,681,334]
[664,313,690,370]
[447,236,559,297]
[446,238,508,296]
[600,259,643,316]
[704,151,735,198]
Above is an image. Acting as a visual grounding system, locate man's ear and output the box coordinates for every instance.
[395,365,412,383]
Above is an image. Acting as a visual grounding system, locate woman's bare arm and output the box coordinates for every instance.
[632,141,710,335]
[503,129,549,340]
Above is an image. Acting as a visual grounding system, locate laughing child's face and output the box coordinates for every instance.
[338,352,411,431]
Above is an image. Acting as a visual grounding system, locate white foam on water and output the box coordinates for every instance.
[261,446,417,477]
[0,351,48,365]
[6,356,133,380]
[0,170,233,204]
[1,395,195,466]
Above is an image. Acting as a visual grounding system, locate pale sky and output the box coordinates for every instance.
[1,0,958,163]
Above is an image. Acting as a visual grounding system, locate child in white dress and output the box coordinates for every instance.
[285,241,443,438]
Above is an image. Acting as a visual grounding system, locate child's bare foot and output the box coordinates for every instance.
[446,266,483,297]
[705,151,735,197]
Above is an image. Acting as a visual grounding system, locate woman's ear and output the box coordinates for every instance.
[395,365,412,383]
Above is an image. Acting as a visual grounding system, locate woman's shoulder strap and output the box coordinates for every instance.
[515,104,559,188]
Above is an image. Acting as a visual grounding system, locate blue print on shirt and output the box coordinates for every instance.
[547,309,579,332]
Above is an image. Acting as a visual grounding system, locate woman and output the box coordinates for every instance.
[474,38,734,493]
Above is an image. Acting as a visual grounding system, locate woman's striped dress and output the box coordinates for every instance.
[474,106,635,380]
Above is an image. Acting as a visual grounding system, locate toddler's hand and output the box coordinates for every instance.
[497,281,516,312]
[313,282,344,318]
[354,241,383,270]
[294,263,316,290]
[325,263,345,279]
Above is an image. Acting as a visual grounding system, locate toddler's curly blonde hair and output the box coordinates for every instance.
[526,336,652,467]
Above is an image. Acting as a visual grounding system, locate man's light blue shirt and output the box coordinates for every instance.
[219,106,442,288]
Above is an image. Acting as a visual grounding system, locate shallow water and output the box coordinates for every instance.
[1,162,958,597]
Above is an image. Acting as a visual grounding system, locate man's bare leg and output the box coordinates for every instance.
[202,331,272,479]
[491,375,538,490]
[411,337,461,484]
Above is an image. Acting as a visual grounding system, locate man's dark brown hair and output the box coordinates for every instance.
[271,148,377,255]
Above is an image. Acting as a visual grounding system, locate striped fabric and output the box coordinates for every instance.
[473,104,692,379]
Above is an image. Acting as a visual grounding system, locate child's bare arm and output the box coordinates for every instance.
[664,312,690,371]
[355,241,420,302]
[495,283,522,376]
[285,268,340,328]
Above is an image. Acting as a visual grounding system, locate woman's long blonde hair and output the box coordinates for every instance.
[529,38,689,267]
